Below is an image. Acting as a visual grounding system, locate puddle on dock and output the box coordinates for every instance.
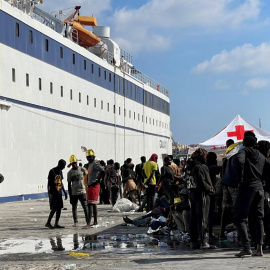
[0,232,238,255]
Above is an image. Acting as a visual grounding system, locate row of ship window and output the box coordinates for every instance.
[13,22,169,115]
[16,22,111,79]
[11,69,169,129]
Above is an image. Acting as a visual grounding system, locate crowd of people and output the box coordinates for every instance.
[45,130,270,257]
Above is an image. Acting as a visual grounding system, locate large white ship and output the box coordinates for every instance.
[0,0,171,202]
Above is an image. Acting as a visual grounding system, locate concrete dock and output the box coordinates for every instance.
[0,198,270,270]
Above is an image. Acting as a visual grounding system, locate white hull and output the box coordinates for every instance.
[0,0,171,201]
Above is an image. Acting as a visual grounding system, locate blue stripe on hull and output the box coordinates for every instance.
[0,192,48,203]
[0,95,170,139]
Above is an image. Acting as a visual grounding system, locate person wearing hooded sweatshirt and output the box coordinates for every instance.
[188,148,215,249]
[220,133,252,239]
[234,135,269,257]
[143,153,159,212]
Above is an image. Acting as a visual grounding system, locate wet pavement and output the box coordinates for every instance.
[0,199,270,269]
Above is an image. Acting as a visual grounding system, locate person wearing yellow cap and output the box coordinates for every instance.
[85,149,105,226]
[67,155,90,228]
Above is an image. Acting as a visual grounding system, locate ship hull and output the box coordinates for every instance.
[0,0,171,202]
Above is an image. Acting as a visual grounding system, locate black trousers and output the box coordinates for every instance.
[263,191,270,246]
[233,186,264,250]
[162,183,176,205]
[110,186,119,206]
[208,194,215,236]
[220,186,237,237]
[146,184,156,212]
[189,189,210,245]
[71,193,89,224]
[100,181,110,204]
[172,210,190,233]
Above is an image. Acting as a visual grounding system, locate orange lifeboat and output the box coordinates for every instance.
[73,16,97,26]
[69,16,101,47]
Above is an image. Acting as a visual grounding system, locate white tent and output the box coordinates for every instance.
[199,115,270,152]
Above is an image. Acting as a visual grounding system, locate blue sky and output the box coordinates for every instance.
[42,0,270,145]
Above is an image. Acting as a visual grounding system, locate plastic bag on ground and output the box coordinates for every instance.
[157,216,167,223]
[182,232,190,242]
[147,227,160,234]
[130,203,139,211]
[113,198,137,212]
[226,230,238,242]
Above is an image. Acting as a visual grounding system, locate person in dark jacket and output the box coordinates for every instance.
[135,156,146,185]
[45,159,67,229]
[99,160,110,205]
[233,135,269,257]
[160,156,176,205]
[220,139,240,239]
[188,148,215,249]
[135,156,146,206]
[105,159,119,206]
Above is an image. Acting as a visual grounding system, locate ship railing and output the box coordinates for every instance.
[118,48,168,96]
[120,48,133,64]
[130,69,169,96]
[107,51,115,66]
[32,13,55,30]
[102,51,169,96]
[33,6,64,33]
[5,0,64,33]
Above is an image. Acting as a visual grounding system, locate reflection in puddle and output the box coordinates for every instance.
[0,233,236,255]
[0,235,77,255]
[50,237,65,251]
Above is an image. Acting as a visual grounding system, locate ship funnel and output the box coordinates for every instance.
[89,26,120,66]
[93,26,110,38]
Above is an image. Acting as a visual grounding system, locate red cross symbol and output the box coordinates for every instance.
[227,125,253,140]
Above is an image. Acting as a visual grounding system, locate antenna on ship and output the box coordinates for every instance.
[259,118,261,128]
